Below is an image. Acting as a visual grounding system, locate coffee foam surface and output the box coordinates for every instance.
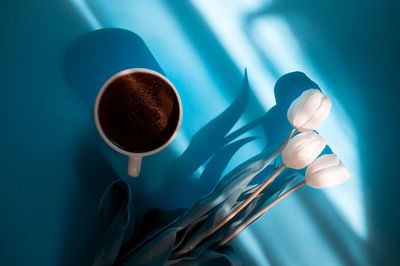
[98,72,179,153]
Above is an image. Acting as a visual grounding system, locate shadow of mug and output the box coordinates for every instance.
[63,28,163,111]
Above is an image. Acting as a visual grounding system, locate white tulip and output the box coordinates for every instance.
[282,131,326,169]
[287,89,332,132]
[305,154,350,188]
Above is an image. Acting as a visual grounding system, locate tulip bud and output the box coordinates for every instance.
[305,154,350,188]
[282,131,326,169]
[287,89,332,131]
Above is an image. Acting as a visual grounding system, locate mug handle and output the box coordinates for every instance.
[128,156,142,177]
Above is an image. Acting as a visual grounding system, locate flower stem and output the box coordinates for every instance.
[218,180,306,246]
[206,164,286,238]
[206,128,296,239]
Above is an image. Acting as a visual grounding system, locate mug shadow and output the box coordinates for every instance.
[63,28,163,111]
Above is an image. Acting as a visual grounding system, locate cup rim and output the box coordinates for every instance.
[94,68,183,157]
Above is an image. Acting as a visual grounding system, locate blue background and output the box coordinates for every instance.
[1,0,399,265]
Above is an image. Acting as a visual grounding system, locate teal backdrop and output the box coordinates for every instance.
[1,0,399,265]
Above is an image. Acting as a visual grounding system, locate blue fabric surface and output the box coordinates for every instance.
[1,0,400,265]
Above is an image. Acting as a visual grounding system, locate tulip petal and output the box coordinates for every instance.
[306,165,350,188]
[282,131,326,169]
[306,154,339,175]
[287,90,315,126]
[305,154,351,188]
[296,135,326,168]
[301,96,332,131]
[288,89,323,129]
[294,91,323,125]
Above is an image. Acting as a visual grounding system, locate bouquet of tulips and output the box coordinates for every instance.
[93,73,351,266]
[215,88,350,246]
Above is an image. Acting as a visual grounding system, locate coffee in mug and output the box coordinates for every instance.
[94,68,182,177]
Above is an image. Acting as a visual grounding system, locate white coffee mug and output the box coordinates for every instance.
[94,68,182,177]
